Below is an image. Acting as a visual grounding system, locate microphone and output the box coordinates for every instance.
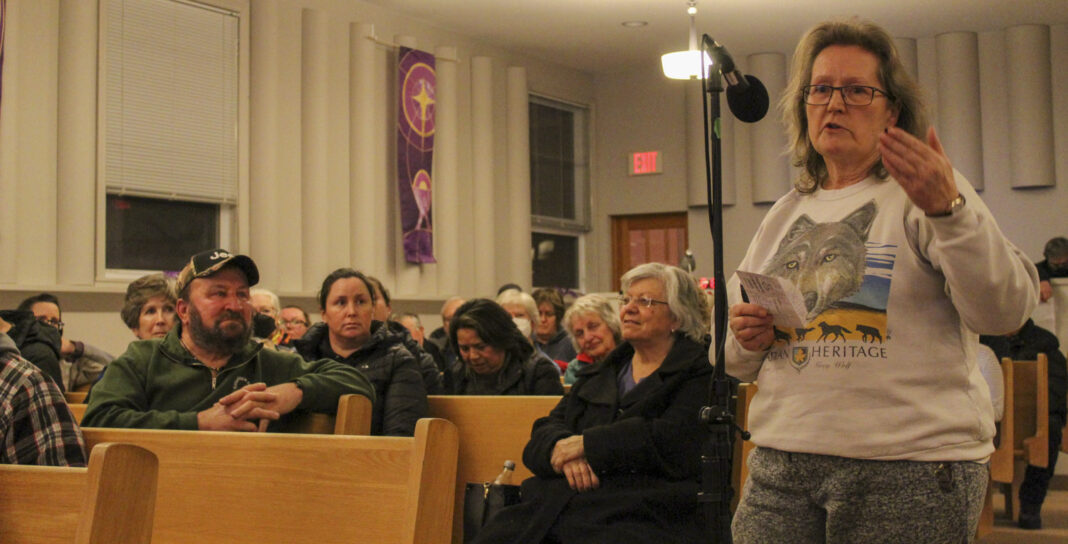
[703,36,770,123]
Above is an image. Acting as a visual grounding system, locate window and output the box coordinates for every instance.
[100,0,240,274]
[529,96,589,289]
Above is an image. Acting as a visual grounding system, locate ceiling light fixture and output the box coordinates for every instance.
[661,0,712,79]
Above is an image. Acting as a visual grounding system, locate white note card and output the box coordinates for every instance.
[735,271,808,329]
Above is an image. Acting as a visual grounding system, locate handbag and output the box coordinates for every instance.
[462,481,521,543]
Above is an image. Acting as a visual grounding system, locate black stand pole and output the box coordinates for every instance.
[696,34,749,544]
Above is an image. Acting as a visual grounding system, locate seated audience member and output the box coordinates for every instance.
[83,249,374,431]
[0,308,63,389]
[532,288,577,369]
[121,273,177,340]
[250,287,290,347]
[496,288,542,347]
[19,293,114,392]
[561,294,622,385]
[0,330,86,466]
[428,295,464,355]
[293,269,427,436]
[393,312,447,372]
[471,263,712,543]
[446,299,564,396]
[1036,236,1068,303]
[981,318,1067,530]
[279,305,311,341]
[365,276,442,394]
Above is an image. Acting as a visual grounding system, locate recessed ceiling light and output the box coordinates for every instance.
[621,21,648,28]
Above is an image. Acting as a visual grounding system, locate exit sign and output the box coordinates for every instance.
[629,150,662,176]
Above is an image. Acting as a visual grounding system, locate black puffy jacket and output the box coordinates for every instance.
[0,310,63,391]
[294,321,428,436]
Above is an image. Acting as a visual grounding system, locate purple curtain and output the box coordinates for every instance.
[396,47,436,263]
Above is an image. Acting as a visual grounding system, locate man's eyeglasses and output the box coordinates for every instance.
[618,295,669,309]
[802,84,891,106]
[36,316,64,334]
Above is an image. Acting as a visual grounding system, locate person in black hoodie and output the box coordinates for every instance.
[981,318,1068,530]
[294,268,427,436]
[0,310,63,391]
[364,275,443,394]
[446,299,563,396]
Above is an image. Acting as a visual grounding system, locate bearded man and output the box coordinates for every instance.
[83,249,374,431]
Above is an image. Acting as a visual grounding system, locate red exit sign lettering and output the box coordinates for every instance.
[629,150,662,176]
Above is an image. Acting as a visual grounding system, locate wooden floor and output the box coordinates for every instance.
[978,477,1068,543]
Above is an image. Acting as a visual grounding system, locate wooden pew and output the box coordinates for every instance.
[999,354,1049,520]
[731,382,758,513]
[73,394,372,435]
[65,391,88,404]
[978,357,1015,539]
[427,395,563,544]
[0,442,158,544]
[81,418,458,544]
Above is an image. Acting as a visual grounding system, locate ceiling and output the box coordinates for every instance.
[364,0,1068,75]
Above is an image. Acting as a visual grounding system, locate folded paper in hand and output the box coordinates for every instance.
[736,271,808,329]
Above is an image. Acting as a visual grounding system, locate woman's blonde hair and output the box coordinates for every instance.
[781,18,929,193]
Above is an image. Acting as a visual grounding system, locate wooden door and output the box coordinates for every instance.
[611,212,688,291]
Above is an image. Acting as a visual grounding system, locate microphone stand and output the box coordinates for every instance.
[696,33,749,544]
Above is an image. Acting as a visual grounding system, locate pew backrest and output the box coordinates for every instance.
[81,418,458,544]
[1009,354,1049,469]
[68,403,87,424]
[426,394,562,544]
[0,442,158,544]
[731,382,758,512]
[990,358,1015,483]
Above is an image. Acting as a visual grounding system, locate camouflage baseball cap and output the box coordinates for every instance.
[175,249,259,294]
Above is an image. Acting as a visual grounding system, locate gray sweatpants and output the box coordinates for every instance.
[732,447,988,544]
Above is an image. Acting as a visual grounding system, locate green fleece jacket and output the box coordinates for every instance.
[82,325,375,431]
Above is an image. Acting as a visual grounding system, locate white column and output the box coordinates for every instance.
[936,32,984,189]
[57,0,96,284]
[249,1,280,288]
[15,0,59,285]
[274,9,303,291]
[470,56,496,294]
[434,45,460,296]
[394,35,423,296]
[894,37,919,82]
[748,53,789,204]
[506,66,532,287]
[301,9,329,291]
[1007,24,1055,188]
[349,23,377,270]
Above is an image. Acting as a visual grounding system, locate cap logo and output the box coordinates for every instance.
[208,250,232,262]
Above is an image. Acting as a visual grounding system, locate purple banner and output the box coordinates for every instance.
[396,47,436,263]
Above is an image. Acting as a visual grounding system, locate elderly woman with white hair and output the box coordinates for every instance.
[471,263,713,544]
[495,288,540,341]
[561,294,622,385]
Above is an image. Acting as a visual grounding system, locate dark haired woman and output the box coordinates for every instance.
[446,299,563,395]
[293,268,427,436]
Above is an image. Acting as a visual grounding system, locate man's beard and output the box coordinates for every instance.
[188,304,251,355]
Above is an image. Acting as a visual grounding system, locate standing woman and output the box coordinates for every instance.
[725,19,1039,543]
[472,263,712,543]
[446,299,563,395]
[561,294,621,385]
[293,268,426,436]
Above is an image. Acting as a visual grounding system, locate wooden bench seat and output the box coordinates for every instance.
[427,394,563,543]
[0,443,158,544]
[81,418,458,544]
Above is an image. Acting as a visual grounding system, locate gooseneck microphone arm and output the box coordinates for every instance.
[697,34,762,544]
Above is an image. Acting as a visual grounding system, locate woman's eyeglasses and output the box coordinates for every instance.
[36,316,64,334]
[802,84,891,106]
[618,295,669,308]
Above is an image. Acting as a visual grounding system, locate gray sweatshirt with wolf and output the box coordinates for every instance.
[721,170,1038,462]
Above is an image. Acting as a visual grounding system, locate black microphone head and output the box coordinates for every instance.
[726,74,770,123]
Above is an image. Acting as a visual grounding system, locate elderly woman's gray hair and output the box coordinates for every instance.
[120,273,177,329]
[496,288,542,329]
[620,263,708,343]
[1044,237,1068,261]
[563,294,623,352]
[781,18,930,193]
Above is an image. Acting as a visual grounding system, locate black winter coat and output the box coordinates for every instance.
[445,349,564,396]
[0,310,64,391]
[293,321,427,436]
[981,318,1067,417]
[381,320,444,394]
[472,334,712,544]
